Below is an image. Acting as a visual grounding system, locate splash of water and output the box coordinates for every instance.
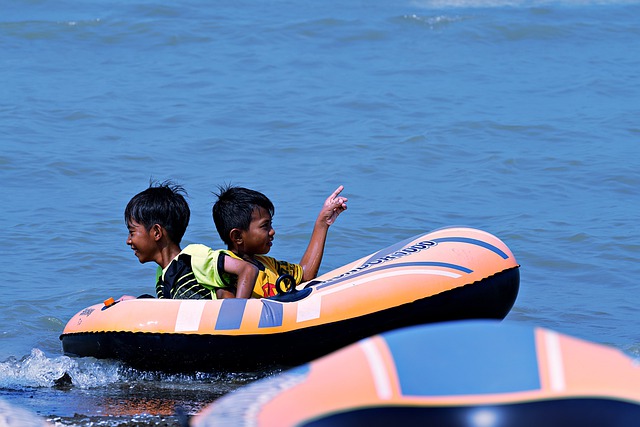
[0,348,120,390]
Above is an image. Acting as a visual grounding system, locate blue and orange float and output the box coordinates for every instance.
[60,227,519,371]
[192,320,640,426]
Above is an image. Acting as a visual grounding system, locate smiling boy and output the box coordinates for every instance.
[125,181,258,299]
[212,185,348,297]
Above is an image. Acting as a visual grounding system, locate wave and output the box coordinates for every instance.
[0,349,119,390]
[0,348,278,391]
[411,0,640,8]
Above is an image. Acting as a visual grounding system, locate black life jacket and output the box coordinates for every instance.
[155,253,218,299]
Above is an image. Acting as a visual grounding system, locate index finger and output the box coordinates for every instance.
[330,185,344,198]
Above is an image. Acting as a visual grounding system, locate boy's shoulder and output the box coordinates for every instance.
[181,243,219,257]
[255,254,300,269]
[255,255,303,283]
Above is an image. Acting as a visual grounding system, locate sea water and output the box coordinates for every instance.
[1,0,639,425]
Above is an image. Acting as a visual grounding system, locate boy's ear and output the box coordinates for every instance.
[229,228,243,244]
[151,224,163,241]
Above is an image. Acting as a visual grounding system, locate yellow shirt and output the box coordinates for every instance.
[222,250,304,298]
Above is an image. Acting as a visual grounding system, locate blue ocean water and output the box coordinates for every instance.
[1,0,639,424]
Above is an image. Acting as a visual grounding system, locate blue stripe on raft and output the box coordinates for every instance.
[384,321,540,396]
[215,299,247,330]
[258,300,284,328]
[433,237,510,259]
[315,261,472,291]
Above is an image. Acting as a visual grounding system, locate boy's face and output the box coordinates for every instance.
[126,219,158,264]
[241,206,275,256]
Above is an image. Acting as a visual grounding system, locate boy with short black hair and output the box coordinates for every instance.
[212,185,348,298]
[125,181,257,299]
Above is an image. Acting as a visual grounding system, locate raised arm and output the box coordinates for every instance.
[299,185,348,281]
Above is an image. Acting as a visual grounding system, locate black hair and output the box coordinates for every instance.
[212,185,275,246]
[124,180,190,245]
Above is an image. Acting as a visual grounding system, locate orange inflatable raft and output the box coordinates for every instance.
[192,320,640,426]
[60,227,519,371]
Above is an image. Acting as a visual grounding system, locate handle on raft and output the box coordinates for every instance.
[275,274,297,295]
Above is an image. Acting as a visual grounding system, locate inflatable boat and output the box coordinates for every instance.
[60,227,519,371]
[192,320,640,426]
